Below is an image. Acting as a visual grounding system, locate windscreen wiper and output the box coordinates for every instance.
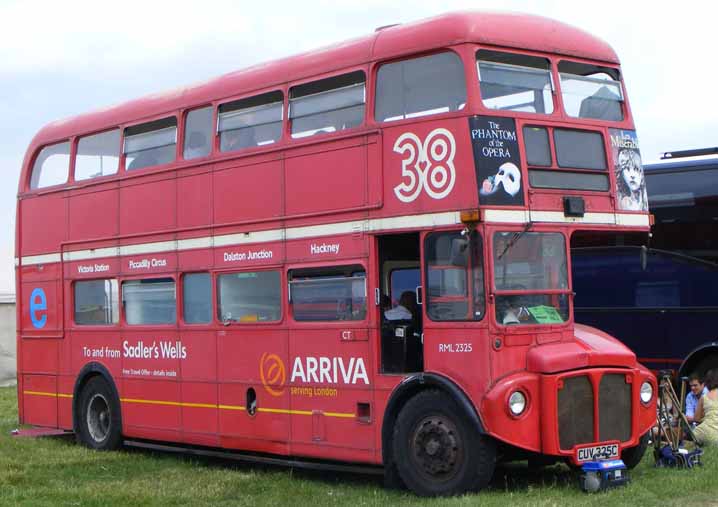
[497,221,533,260]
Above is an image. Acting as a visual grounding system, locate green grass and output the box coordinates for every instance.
[1,385,716,506]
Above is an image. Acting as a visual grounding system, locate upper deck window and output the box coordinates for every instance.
[290,72,365,138]
[219,91,283,151]
[30,141,70,189]
[376,52,466,122]
[124,117,177,171]
[183,106,212,160]
[477,50,554,114]
[75,129,121,181]
[558,61,623,121]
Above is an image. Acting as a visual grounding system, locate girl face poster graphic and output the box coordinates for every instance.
[609,129,648,211]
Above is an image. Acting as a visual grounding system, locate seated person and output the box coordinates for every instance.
[385,291,417,322]
[686,373,709,424]
[693,369,718,446]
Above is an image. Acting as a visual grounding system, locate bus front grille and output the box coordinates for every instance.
[599,373,632,442]
[558,375,594,450]
[558,372,633,450]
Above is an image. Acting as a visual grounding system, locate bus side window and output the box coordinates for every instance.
[183,272,212,324]
[289,71,365,138]
[124,117,177,171]
[288,265,367,321]
[30,141,70,189]
[183,107,212,160]
[375,52,466,122]
[217,271,281,323]
[218,91,283,152]
[122,278,176,325]
[74,279,119,325]
[75,129,121,181]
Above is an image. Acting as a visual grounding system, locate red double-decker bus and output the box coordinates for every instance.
[16,11,656,496]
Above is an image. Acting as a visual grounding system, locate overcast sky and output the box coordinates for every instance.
[1,0,716,294]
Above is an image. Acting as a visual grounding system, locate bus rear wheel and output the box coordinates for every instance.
[392,390,495,496]
[76,376,123,451]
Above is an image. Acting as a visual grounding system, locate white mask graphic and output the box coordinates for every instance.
[480,162,521,198]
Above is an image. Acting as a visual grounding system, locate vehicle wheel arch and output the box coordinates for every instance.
[679,342,718,378]
[381,373,486,468]
[72,362,122,435]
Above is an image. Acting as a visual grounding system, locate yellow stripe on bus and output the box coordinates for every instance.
[23,391,355,418]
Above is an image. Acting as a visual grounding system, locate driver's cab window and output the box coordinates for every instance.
[492,231,569,326]
[425,231,485,321]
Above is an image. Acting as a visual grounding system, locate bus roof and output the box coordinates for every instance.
[644,157,718,173]
[25,10,618,160]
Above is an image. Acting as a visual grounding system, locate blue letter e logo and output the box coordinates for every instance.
[30,288,47,329]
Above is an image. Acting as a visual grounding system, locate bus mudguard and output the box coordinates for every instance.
[381,372,486,463]
[680,341,718,377]
[72,362,121,433]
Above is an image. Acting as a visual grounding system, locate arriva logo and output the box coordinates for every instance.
[393,128,456,203]
[290,356,369,385]
[260,352,286,397]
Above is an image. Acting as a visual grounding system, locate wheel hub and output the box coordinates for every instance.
[87,393,111,443]
[411,416,461,478]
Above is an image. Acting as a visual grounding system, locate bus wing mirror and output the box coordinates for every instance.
[640,245,648,271]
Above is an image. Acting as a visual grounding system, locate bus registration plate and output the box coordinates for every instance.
[576,443,619,462]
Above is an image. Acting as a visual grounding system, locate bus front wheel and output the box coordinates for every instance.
[392,389,495,496]
[76,376,123,451]
[621,432,649,469]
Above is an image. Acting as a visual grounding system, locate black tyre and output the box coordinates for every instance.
[76,376,123,450]
[621,432,649,469]
[392,389,495,496]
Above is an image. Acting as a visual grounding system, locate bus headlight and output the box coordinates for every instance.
[640,381,653,404]
[508,391,527,416]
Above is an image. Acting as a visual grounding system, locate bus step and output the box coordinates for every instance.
[11,427,71,438]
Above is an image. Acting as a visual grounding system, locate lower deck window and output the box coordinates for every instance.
[217,271,281,323]
[75,279,119,325]
[289,266,366,321]
[122,278,176,325]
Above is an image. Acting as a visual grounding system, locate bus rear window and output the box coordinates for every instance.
[477,50,553,114]
[559,61,623,121]
[376,52,466,122]
[124,117,177,170]
[30,141,70,189]
[219,91,283,151]
[290,72,365,138]
[289,266,366,321]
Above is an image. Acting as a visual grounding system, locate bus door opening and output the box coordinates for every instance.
[377,233,423,374]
